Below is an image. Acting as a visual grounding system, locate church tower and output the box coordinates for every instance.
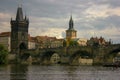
[10,6,29,54]
[66,15,77,45]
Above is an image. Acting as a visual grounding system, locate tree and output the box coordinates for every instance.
[69,40,79,47]
[0,44,8,64]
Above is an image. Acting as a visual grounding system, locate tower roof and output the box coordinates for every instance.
[16,6,23,21]
[70,15,73,22]
[69,15,74,30]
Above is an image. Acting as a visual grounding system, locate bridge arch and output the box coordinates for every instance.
[20,53,31,60]
[70,50,93,65]
[107,48,120,62]
[40,50,61,64]
[50,53,61,64]
[109,48,120,56]
[19,42,27,50]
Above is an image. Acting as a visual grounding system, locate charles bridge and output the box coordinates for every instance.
[9,6,120,65]
[17,44,120,65]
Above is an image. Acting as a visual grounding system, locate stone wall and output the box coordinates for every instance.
[79,58,93,65]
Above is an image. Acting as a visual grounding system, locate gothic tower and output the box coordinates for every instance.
[10,6,29,54]
[66,15,77,44]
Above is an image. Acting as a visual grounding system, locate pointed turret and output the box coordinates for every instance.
[10,17,12,22]
[25,15,27,20]
[69,15,74,30]
[16,7,23,21]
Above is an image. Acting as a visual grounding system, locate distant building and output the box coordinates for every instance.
[35,36,64,49]
[77,38,87,46]
[66,15,77,46]
[35,36,56,48]
[50,39,64,48]
[87,36,111,46]
[99,36,106,45]
[0,32,11,51]
[28,36,36,49]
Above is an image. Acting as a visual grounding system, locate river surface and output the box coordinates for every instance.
[0,64,120,80]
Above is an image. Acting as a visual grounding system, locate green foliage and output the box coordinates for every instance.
[69,40,78,46]
[0,44,8,64]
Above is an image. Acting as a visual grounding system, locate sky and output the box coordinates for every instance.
[0,0,120,43]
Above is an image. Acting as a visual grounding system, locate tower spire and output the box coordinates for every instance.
[69,14,74,30]
[16,6,23,21]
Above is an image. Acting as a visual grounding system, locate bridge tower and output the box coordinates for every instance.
[10,6,29,54]
[66,15,77,46]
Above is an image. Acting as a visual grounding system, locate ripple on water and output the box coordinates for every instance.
[0,65,120,80]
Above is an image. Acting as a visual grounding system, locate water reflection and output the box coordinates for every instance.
[10,64,28,80]
[0,65,10,80]
[63,66,78,80]
[0,65,120,80]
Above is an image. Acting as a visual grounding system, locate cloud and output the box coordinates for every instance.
[84,4,120,19]
[0,22,10,32]
[108,7,120,16]
[95,26,120,43]
[84,4,110,19]
[0,0,120,43]
[0,12,11,32]
[0,13,11,19]
[29,16,68,30]
[29,27,65,38]
[76,25,120,43]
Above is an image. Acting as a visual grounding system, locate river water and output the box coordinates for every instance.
[0,64,120,80]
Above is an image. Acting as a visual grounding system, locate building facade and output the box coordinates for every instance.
[35,36,64,49]
[87,37,111,46]
[0,32,36,51]
[28,36,36,49]
[0,32,11,51]
[50,39,64,48]
[77,38,87,46]
[10,6,29,54]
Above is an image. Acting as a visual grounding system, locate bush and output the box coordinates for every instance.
[69,40,79,46]
[0,44,8,64]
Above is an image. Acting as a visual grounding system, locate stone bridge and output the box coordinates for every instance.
[20,44,120,65]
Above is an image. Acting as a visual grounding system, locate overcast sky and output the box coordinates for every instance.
[0,0,120,43]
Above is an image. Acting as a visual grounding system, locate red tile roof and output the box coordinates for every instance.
[0,32,11,37]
